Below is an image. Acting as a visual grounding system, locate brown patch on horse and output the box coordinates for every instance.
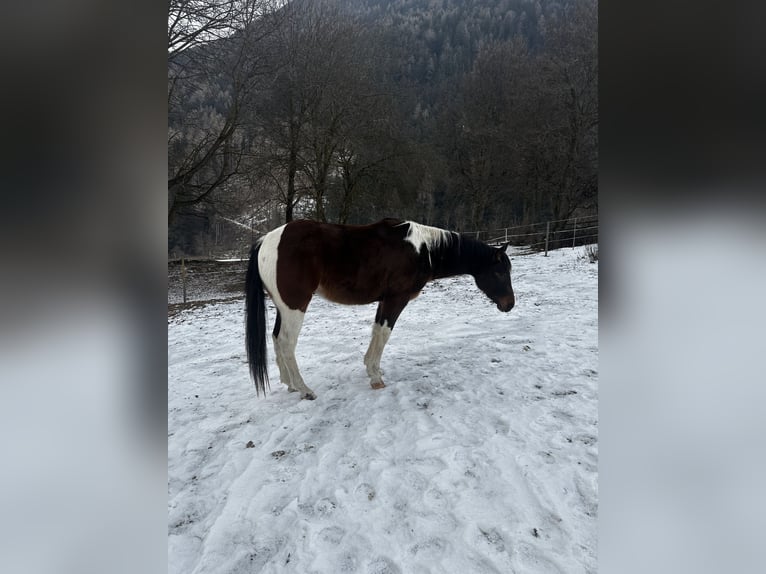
[276,219,430,310]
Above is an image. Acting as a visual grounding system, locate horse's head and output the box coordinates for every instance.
[473,246,515,312]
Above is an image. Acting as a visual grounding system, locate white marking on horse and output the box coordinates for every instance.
[257,224,316,399]
[364,320,392,389]
[257,224,287,309]
[400,221,453,264]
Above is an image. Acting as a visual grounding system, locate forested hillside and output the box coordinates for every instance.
[168,0,597,256]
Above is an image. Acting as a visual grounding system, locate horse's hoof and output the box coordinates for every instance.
[302,392,317,400]
[370,381,385,390]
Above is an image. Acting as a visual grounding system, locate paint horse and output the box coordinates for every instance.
[245,218,515,400]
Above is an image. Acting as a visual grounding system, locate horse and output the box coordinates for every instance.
[245,218,515,400]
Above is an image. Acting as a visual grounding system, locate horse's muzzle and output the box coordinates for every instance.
[496,297,515,312]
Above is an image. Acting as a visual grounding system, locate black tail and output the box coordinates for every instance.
[245,243,269,396]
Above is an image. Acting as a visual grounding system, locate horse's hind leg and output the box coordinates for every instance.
[274,305,316,400]
[272,337,296,392]
[364,296,409,390]
[272,310,296,393]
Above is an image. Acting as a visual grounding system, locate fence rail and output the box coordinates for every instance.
[168,258,248,306]
[466,214,598,255]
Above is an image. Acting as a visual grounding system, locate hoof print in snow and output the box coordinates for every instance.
[490,357,501,363]
[532,527,540,538]
[479,527,505,552]
[315,498,337,516]
[366,556,401,574]
[271,450,288,459]
[245,440,255,448]
[522,345,531,351]
[318,525,345,545]
[354,483,376,501]
[409,537,446,556]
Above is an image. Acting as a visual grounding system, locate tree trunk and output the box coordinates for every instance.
[285,143,297,222]
[314,177,327,222]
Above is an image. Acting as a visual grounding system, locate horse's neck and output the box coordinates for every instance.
[431,236,492,279]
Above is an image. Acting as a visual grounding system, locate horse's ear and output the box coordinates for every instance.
[494,243,510,260]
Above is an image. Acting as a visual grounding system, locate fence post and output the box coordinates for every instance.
[544,221,550,257]
[181,258,187,304]
[505,227,508,243]
[572,217,577,248]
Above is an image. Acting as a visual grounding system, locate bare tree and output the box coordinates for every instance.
[539,0,598,224]
[442,0,597,230]
[167,0,281,224]
[168,0,241,57]
[445,39,527,229]
[294,3,360,222]
[248,1,316,223]
[255,2,400,224]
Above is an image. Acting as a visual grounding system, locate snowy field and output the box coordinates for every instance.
[168,246,598,573]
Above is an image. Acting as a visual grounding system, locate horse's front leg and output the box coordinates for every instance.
[364,295,409,390]
[364,322,391,389]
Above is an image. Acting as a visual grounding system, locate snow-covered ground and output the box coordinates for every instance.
[168,246,598,573]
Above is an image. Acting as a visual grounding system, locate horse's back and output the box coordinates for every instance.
[279,218,406,257]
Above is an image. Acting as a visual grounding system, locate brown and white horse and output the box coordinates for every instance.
[245,218,515,399]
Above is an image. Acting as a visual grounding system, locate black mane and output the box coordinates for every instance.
[430,233,497,279]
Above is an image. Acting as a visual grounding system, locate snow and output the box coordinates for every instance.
[168,246,598,573]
